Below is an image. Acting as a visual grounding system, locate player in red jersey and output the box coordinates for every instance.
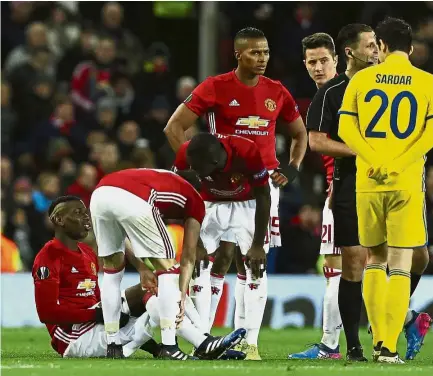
[164,27,307,358]
[90,168,206,359]
[173,133,270,359]
[288,33,343,360]
[34,195,246,360]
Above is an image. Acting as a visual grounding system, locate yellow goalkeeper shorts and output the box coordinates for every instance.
[356,190,427,248]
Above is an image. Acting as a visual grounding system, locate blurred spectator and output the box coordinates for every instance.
[71,36,116,117]
[32,172,60,213]
[1,2,34,65]
[117,120,141,160]
[8,47,55,142]
[1,208,23,273]
[100,2,144,75]
[176,76,197,104]
[66,163,97,207]
[93,97,118,139]
[1,81,17,157]
[95,141,120,181]
[57,22,97,85]
[130,142,156,169]
[1,156,13,202]
[277,204,321,274]
[110,70,142,125]
[46,5,81,61]
[4,22,55,78]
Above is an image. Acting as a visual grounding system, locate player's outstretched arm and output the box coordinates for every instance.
[164,104,199,152]
[338,114,381,166]
[309,131,356,157]
[387,121,433,174]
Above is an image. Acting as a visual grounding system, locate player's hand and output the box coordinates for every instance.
[140,269,158,295]
[245,245,266,279]
[175,295,186,329]
[193,246,209,278]
[271,165,299,188]
[367,166,398,185]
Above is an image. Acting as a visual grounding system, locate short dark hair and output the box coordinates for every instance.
[48,195,82,217]
[376,17,412,54]
[186,133,220,159]
[302,33,335,58]
[234,27,265,42]
[336,24,374,60]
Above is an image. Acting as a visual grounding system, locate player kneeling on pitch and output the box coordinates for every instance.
[33,196,246,360]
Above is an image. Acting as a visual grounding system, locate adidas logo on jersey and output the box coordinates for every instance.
[71,267,79,273]
[229,99,240,107]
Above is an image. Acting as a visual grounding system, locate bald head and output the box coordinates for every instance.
[26,22,47,48]
[186,133,225,177]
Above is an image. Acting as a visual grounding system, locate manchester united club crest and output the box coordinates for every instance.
[90,262,97,276]
[264,98,276,112]
[230,173,244,184]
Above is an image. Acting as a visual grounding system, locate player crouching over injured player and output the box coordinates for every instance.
[33,196,246,360]
[173,133,271,360]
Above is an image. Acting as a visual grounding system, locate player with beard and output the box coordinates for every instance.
[164,27,307,360]
[288,33,343,359]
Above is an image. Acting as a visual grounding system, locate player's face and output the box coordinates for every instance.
[188,157,218,178]
[304,47,337,87]
[62,201,92,240]
[238,38,270,75]
[353,32,379,67]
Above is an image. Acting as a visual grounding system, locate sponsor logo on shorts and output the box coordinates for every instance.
[248,283,259,290]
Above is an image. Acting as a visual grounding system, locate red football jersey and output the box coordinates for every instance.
[173,134,269,202]
[96,168,205,224]
[184,70,301,170]
[33,239,100,356]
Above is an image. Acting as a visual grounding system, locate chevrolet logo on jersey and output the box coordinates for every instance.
[77,279,96,291]
[236,116,270,129]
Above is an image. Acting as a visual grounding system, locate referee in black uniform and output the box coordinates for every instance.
[306,23,378,361]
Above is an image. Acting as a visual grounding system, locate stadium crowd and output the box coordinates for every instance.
[1,1,433,274]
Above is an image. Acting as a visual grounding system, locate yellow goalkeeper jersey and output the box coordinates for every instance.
[338,54,433,192]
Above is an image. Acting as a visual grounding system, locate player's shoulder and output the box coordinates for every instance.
[34,239,62,264]
[260,75,288,91]
[319,74,349,93]
[77,242,96,258]
[203,71,234,85]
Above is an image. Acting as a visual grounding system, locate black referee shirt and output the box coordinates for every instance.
[306,73,356,178]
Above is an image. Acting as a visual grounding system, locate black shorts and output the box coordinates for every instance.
[332,174,360,247]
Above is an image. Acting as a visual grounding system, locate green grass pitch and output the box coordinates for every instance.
[1,327,432,375]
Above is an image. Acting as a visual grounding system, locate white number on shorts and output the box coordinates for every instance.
[321,224,332,244]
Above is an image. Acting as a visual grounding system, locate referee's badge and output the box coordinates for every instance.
[265,98,276,112]
[36,266,50,280]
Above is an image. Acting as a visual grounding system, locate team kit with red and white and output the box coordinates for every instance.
[32,69,337,360]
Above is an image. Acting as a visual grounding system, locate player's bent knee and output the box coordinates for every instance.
[102,252,125,270]
[388,247,413,272]
[323,254,342,270]
[411,246,429,274]
[212,244,236,275]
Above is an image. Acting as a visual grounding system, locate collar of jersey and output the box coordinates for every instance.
[385,54,411,64]
[52,237,81,253]
[232,70,262,88]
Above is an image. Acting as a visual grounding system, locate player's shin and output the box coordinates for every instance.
[363,263,388,347]
[157,269,181,345]
[122,312,154,357]
[244,267,267,346]
[384,248,413,353]
[209,273,225,332]
[102,264,125,345]
[190,260,212,333]
[321,267,342,350]
[234,273,246,330]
